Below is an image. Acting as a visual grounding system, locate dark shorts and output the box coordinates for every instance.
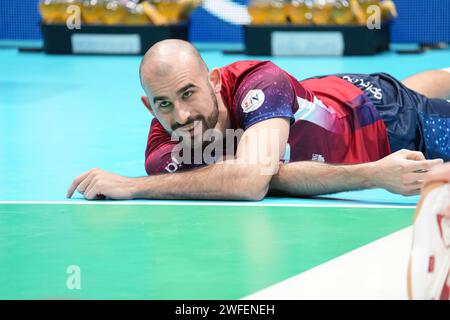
[336,73,450,161]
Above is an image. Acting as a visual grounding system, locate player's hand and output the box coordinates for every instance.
[67,168,137,200]
[372,149,444,196]
[423,163,450,217]
[423,162,450,187]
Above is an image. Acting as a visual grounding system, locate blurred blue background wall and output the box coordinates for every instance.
[1,0,449,44]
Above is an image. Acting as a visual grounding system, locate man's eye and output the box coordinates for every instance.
[159,102,172,109]
[183,91,193,99]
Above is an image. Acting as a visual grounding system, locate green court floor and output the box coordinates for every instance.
[0,204,413,299]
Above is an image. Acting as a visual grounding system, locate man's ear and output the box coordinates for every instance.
[208,68,222,94]
[141,96,155,117]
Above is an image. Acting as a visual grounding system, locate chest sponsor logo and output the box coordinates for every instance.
[241,90,265,113]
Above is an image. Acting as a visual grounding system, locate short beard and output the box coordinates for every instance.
[173,84,220,151]
[205,83,219,130]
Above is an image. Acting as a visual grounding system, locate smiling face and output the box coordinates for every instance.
[140,40,222,150]
[145,64,219,148]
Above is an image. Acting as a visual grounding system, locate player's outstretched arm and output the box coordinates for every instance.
[269,149,444,197]
[67,118,290,201]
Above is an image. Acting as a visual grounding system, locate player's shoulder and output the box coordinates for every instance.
[149,117,164,131]
[221,59,269,69]
[148,117,171,141]
[220,60,279,75]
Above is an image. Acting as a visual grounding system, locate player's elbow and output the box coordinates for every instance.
[236,167,272,201]
[241,183,269,201]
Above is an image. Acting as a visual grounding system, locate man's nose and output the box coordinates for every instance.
[174,104,191,126]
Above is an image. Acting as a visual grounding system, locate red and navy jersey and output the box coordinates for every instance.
[145,60,391,175]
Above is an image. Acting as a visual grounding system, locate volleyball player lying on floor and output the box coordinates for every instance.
[67,40,450,201]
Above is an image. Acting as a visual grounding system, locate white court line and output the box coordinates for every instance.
[243,227,413,300]
[0,201,416,209]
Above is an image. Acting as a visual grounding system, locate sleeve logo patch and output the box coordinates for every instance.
[241,89,265,113]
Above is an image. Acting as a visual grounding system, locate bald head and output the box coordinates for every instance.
[139,39,208,92]
[138,40,223,143]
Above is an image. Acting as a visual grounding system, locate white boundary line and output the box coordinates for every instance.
[243,227,413,300]
[0,201,416,209]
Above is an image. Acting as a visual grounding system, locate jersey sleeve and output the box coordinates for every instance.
[145,118,178,175]
[233,64,296,130]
